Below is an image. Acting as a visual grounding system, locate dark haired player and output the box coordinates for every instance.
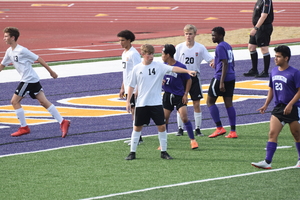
[252,45,300,169]
[162,44,198,149]
[207,27,237,139]
[0,27,70,137]
[244,0,274,78]
[117,30,143,145]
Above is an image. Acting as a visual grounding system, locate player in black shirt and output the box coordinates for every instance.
[244,0,274,78]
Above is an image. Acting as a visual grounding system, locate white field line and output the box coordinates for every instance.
[0,121,269,159]
[79,166,296,200]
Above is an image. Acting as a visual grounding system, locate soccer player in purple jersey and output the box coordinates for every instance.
[161,44,198,149]
[252,45,300,169]
[207,27,237,139]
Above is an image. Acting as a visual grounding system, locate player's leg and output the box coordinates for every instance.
[10,94,30,136]
[178,106,198,149]
[256,24,273,77]
[207,78,226,138]
[35,90,70,138]
[244,35,258,77]
[163,108,172,133]
[223,96,237,138]
[126,107,148,160]
[125,94,143,145]
[151,105,173,159]
[251,115,283,169]
[223,80,237,138]
[190,75,203,136]
[289,120,300,167]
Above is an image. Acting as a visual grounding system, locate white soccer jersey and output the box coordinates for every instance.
[129,61,173,107]
[122,46,141,94]
[174,42,213,74]
[1,44,39,83]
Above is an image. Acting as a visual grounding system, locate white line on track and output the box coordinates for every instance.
[79,166,297,200]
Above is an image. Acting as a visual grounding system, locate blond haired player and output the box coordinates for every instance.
[174,24,214,137]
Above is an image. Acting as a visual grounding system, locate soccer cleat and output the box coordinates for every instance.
[11,126,30,137]
[243,69,258,77]
[195,128,204,136]
[125,152,136,160]
[295,160,300,168]
[161,151,173,159]
[60,119,70,138]
[255,71,269,78]
[251,160,272,169]
[190,140,198,149]
[225,131,238,138]
[208,127,226,138]
[176,128,184,136]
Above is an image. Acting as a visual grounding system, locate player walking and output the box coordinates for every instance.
[0,27,70,137]
[252,45,300,169]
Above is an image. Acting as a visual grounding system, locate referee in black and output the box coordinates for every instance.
[244,0,274,78]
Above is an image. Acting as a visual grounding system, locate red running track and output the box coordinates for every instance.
[0,1,299,62]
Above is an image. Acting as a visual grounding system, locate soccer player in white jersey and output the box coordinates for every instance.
[117,30,143,144]
[174,24,214,137]
[0,27,70,137]
[125,44,196,160]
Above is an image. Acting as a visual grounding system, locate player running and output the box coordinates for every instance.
[251,45,300,169]
[0,27,70,137]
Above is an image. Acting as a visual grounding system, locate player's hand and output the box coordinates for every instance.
[283,104,292,115]
[119,89,125,99]
[220,82,225,92]
[250,28,257,36]
[257,105,267,114]
[210,60,215,68]
[182,95,188,104]
[126,102,131,113]
[50,71,58,79]
[189,71,197,77]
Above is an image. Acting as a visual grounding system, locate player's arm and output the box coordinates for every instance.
[250,13,268,36]
[126,86,134,113]
[284,88,300,115]
[220,59,228,92]
[257,87,273,114]
[172,67,196,77]
[119,82,125,99]
[37,57,58,79]
[182,78,191,104]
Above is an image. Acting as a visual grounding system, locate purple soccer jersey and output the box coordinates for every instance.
[162,61,190,96]
[214,41,235,82]
[269,66,300,107]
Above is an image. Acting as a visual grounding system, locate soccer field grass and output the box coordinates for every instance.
[1,123,299,200]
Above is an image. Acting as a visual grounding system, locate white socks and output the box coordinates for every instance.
[130,130,141,152]
[158,131,167,151]
[47,104,63,124]
[15,108,27,127]
[194,111,202,129]
[177,112,184,129]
